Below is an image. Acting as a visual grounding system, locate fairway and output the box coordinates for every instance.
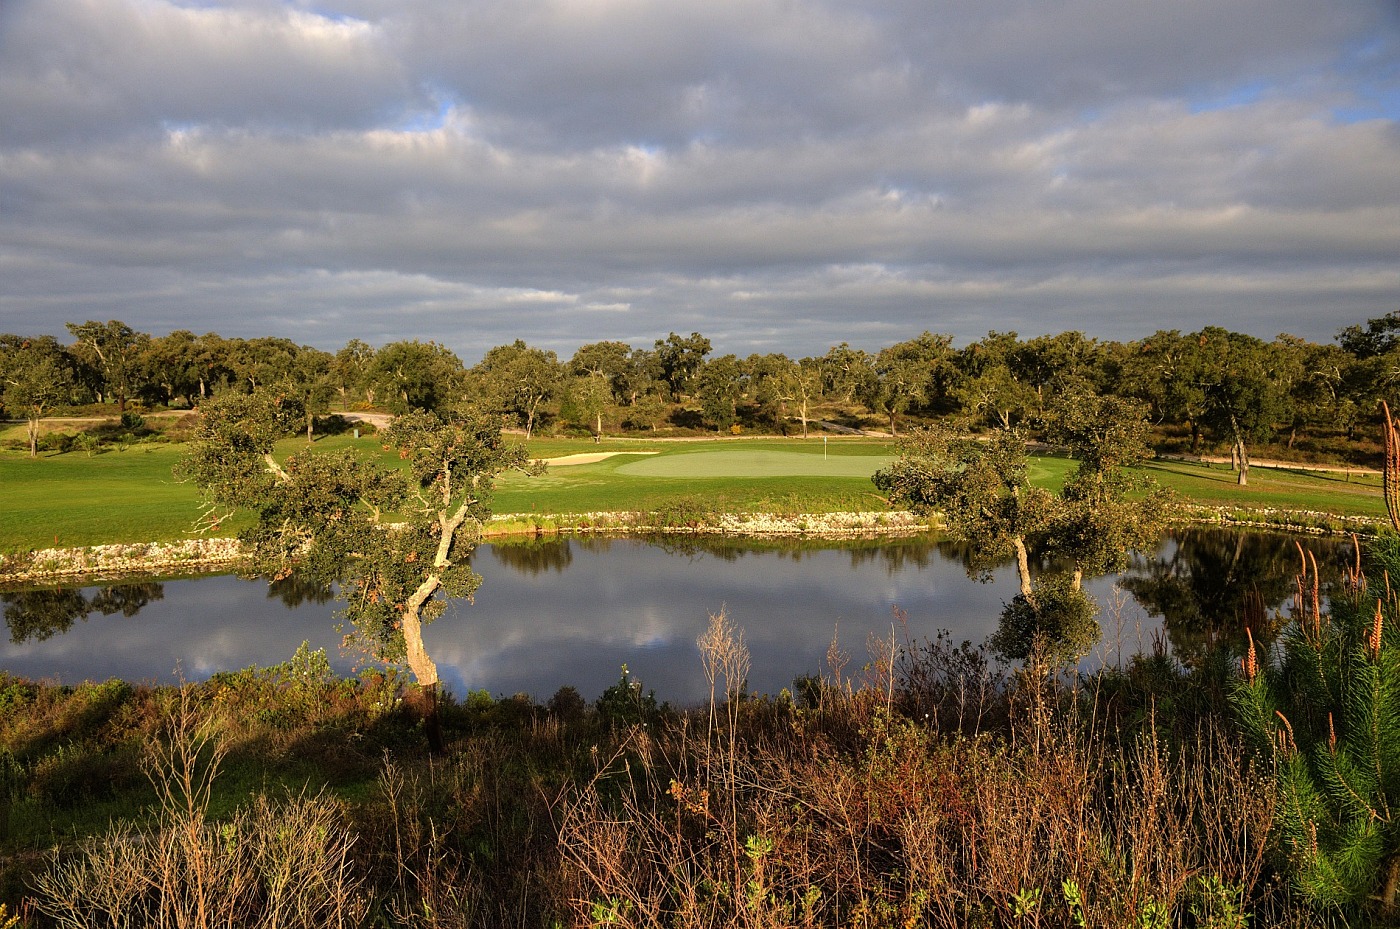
[614,448,895,478]
[0,431,1385,553]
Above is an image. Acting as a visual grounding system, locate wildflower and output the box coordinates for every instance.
[1242,627,1258,682]
[1370,601,1384,661]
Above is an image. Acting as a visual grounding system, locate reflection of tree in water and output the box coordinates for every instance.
[891,536,1077,582]
[1119,530,1352,666]
[3,582,165,643]
[266,574,336,608]
[846,539,942,574]
[487,539,576,576]
[605,533,948,569]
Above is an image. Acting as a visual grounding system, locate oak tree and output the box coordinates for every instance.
[178,391,540,750]
[1,337,78,457]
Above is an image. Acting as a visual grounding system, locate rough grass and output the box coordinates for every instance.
[1,625,1307,928]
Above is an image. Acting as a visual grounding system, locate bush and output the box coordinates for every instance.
[30,688,366,928]
[990,573,1101,667]
[36,432,75,454]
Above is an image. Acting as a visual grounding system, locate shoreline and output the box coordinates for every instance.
[0,506,1383,585]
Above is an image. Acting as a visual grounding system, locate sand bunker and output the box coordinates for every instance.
[539,451,660,467]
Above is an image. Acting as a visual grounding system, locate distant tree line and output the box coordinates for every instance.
[2,313,1397,473]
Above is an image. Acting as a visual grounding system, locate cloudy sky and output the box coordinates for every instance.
[2,0,1398,363]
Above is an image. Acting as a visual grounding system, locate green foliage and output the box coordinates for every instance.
[654,331,712,399]
[1231,534,1400,918]
[595,666,661,729]
[875,394,1170,669]
[0,336,80,457]
[873,423,1055,577]
[991,573,1101,666]
[1189,874,1251,929]
[179,390,537,686]
[1338,309,1400,360]
[368,339,465,415]
[1044,391,1175,578]
[468,339,563,438]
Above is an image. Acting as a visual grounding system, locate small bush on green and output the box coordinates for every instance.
[595,666,662,730]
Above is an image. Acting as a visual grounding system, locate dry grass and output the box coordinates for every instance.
[4,622,1309,928]
[29,686,366,929]
[556,621,1283,929]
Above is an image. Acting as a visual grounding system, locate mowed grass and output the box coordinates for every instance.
[1143,458,1384,518]
[0,444,214,550]
[0,432,1384,552]
[494,437,897,514]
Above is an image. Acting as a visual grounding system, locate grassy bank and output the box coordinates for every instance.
[0,624,1309,928]
[0,434,1385,555]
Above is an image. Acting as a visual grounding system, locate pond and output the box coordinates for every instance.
[0,530,1356,705]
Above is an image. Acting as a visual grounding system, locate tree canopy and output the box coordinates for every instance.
[177,390,541,750]
[873,394,1170,667]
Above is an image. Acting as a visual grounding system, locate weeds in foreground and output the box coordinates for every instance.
[0,616,1343,928]
[30,685,365,929]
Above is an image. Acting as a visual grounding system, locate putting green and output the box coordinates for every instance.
[615,449,895,479]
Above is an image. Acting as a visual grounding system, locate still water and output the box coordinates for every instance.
[0,531,1354,705]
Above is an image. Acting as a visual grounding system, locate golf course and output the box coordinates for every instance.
[0,427,1385,555]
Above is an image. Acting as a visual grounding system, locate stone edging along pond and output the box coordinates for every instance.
[0,507,1384,585]
[0,512,932,584]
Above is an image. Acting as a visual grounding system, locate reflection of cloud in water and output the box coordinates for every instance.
[15,534,1317,704]
[0,575,347,684]
[422,539,1016,704]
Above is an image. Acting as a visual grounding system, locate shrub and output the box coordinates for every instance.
[990,573,1101,668]
[1232,536,1400,921]
[29,687,366,929]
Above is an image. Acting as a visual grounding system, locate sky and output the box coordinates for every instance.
[1,0,1398,364]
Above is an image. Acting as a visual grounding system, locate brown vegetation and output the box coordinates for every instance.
[0,613,1313,928]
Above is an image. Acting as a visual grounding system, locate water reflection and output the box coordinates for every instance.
[1118,530,1353,666]
[4,583,165,643]
[0,532,1356,703]
[487,538,575,575]
[266,574,336,609]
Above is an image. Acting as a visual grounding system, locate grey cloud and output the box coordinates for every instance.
[0,0,1397,358]
[0,0,417,146]
[914,0,1399,109]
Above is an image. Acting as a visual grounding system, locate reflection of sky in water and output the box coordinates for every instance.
[5,532,1340,705]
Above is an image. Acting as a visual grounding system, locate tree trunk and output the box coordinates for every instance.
[1012,536,1035,605]
[27,416,39,458]
[399,602,444,754]
[1190,421,1201,452]
[1235,435,1249,486]
[1382,853,1400,912]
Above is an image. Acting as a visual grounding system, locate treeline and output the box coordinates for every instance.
[2,314,1396,462]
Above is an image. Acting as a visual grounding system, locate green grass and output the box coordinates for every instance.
[1142,458,1384,518]
[0,434,1385,553]
[0,444,213,551]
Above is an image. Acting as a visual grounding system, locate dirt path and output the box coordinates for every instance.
[1157,452,1378,477]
